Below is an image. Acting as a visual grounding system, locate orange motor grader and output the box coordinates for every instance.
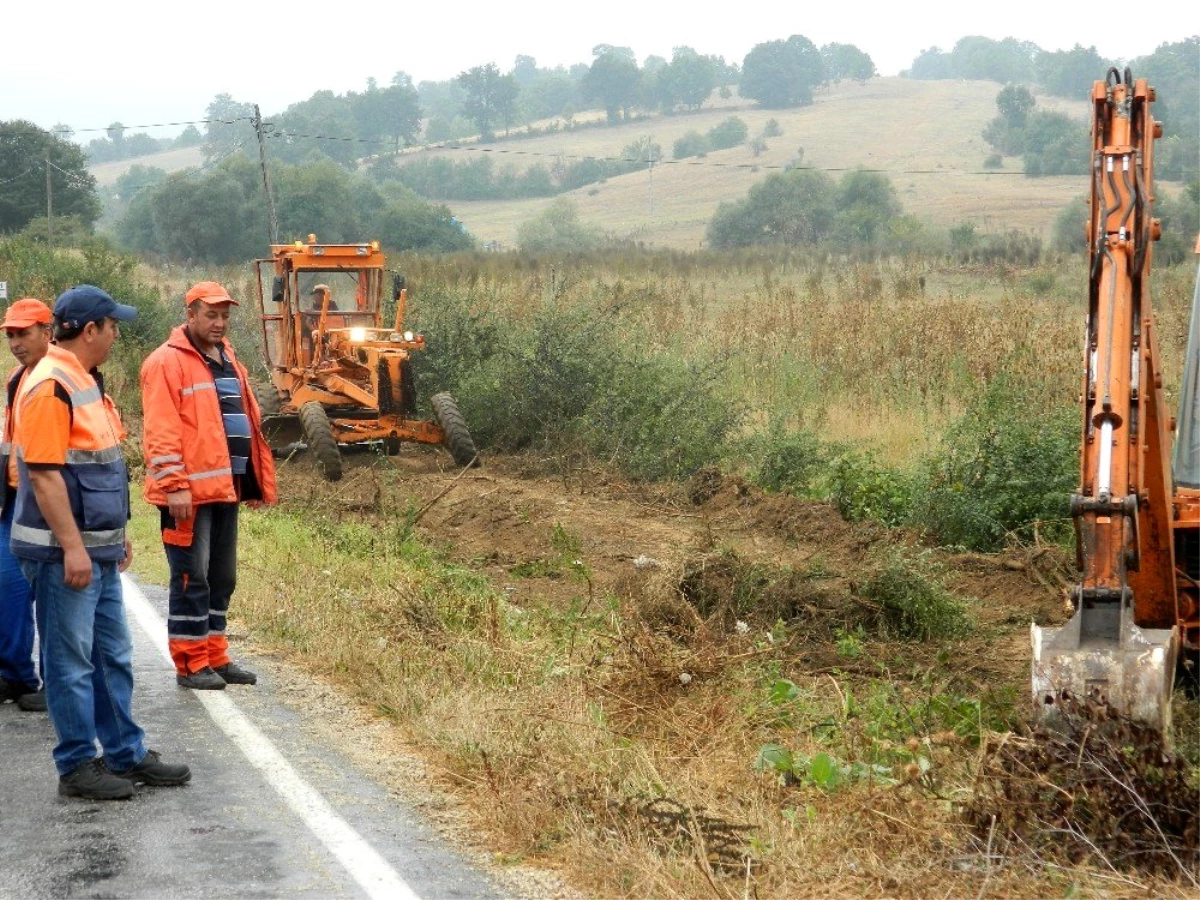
[1031,69,1199,737]
[252,235,479,481]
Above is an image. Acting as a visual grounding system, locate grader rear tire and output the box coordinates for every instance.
[299,401,343,482]
[430,392,479,468]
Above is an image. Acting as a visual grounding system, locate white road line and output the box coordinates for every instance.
[122,575,419,900]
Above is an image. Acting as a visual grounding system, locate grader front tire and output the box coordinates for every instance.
[299,401,343,482]
[430,392,480,468]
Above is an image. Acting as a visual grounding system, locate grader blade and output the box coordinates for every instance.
[1032,599,1178,735]
[258,413,304,452]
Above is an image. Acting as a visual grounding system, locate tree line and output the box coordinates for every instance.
[946,36,1197,128]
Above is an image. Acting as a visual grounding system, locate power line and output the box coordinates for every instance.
[0,165,37,186]
[2,118,249,139]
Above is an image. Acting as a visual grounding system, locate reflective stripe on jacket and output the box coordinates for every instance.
[11,345,129,562]
[140,326,277,507]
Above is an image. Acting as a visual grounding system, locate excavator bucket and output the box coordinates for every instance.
[1032,605,1178,735]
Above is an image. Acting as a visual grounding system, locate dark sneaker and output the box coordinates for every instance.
[17,689,46,712]
[110,750,191,787]
[214,662,257,685]
[176,667,226,690]
[58,759,134,800]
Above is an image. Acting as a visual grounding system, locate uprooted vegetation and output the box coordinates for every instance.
[966,698,1198,879]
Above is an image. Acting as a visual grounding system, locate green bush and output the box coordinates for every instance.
[515,199,606,253]
[672,131,709,160]
[0,237,169,351]
[857,545,970,640]
[412,285,741,481]
[826,448,915,527]
[913,376,1076,551]
[743,421,829,496]
[707,117,749,150]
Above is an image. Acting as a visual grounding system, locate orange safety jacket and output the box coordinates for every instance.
[0,365,27,514]
[140,326,277,508]
[10,345,130,563]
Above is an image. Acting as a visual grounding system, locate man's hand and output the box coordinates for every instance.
[63,546,93,589]
[118,537,134,573]
[167,489,193,523]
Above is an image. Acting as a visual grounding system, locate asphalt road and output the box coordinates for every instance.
[0,577,501,900]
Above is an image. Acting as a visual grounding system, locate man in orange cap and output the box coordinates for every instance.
[140,281,277,690]
[0,298,52,712]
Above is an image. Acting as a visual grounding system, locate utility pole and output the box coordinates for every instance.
[45,156,53,247]
[253,104,280,244]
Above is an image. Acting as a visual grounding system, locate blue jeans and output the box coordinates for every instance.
[21,558,147,776]
[0,503,38,691]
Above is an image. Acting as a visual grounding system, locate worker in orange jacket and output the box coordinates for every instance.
[140,281,277,690]
[0,298,53,712]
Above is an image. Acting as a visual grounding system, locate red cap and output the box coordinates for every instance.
[185,281,239,306]
[2,298,53,330]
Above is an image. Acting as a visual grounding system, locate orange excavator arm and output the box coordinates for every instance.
[1032,69,1186,735]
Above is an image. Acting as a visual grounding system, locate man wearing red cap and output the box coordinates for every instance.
[140,281,277,690]
[0,298,52,712]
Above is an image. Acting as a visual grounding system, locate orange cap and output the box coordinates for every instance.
[2,298,53,330]
[185,281,239,306]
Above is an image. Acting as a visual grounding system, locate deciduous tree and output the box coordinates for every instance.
[0,120,100,234]
[739,36,824,108]
[457,63,520,140]
[583,49,641,123]
[820,43,876,82]
[203,93,256,162]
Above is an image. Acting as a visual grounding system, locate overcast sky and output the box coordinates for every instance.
[3,0,1190,140]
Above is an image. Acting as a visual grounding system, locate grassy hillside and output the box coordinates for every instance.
[89,145,204,187]
[443,79,1091,250]
[89,78,1096,251]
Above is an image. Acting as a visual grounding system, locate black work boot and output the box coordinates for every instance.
[213,662,257,685]
[17,688,46,712]
[176,667,226,690]
[58,759,134,800]
[109,750,191,787]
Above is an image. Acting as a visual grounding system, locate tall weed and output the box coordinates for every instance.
[914,374,1077,551]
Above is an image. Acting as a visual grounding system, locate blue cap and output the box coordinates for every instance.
[53,285,138,330]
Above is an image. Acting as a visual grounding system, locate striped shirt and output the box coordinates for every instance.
[204,349,251,476]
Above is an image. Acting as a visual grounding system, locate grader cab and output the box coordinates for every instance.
[253,235,478,481]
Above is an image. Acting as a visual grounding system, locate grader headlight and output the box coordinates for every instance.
[349,327,368,343]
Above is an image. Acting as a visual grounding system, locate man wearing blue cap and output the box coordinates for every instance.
[11,285,190,800]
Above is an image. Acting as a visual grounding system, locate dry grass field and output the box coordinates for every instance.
[89,144,203,187]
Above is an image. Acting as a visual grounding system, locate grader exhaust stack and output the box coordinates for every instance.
[1031,69,1198,736]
